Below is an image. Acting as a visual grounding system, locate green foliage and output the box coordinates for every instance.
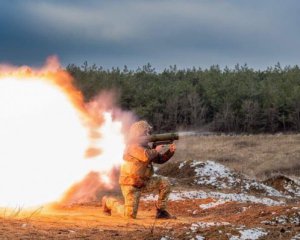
[67,62,300,133]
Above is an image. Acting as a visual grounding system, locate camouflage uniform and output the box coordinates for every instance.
[104,121,174,219]
[105,176,171,218]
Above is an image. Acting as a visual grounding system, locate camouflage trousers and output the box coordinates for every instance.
[105,175,171,219]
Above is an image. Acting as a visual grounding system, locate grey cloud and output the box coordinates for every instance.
[25,1,274,43]
[1,0,300,70]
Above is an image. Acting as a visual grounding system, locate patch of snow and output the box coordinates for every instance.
[292,177,300,186]
[290,214,300,225]
[142,190,284,206]
[168,191,209,201]
[143,191,208,201]
[192,160,237,189]
[209,192,284,206]
[160,236,172,240]
[261,213,300,226]
[190,222,230,231]
[284,179,300,197]
[188,160,286,198]
[190,223,199,232]
[143,194,158,201]
[291,233,300,240]
[276,215,288,224]
[199,199,228,209]
[178,161,187,169]
[243,181,284,198]
[230,228,267,240]
[260,220,272,225]
[242,207,248,212]
[191,160,230,177]
[195,235,205,240]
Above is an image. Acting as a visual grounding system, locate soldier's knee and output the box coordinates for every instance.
[160,177,171,193]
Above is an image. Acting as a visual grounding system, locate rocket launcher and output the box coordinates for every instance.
[145,133,179,148]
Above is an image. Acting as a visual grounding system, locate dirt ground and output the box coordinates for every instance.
[0,199,299,240]
[1,134,300,239]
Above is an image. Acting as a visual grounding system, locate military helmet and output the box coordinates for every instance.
[128,120,152,140]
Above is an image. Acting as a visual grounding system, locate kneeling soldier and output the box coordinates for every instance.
[102,120,176,219]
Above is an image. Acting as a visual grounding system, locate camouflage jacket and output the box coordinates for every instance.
[119,143,174,188]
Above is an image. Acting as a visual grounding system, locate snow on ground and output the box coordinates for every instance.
[261,212,300,225]
[229,228,268,240]
[143,190,206,201]
[199,199,228,209]
[190,221,230,231]
[194,235,205,240]
[283,177,300,197]
[142,190,284,206]
[242,181,284,198]
[208,191,284,206]
[186,160,285,198]
[293,177,300,186]
[160,236,172,240]
[191,160,236,189]
[291,233,300,240]
[178,162,186,169]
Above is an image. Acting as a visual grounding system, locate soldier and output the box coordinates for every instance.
[102,120,176,219]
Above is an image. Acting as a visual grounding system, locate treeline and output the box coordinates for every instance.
[67,62,300,133]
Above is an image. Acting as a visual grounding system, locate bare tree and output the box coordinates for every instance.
[187,91,207,128]
[289,100,300,131]
[214,102,237,132]
[263,106,279,132]
[242,100,260,132]
[153,112,164,132]
[165,96,179,130]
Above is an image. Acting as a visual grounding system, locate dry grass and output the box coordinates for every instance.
[171,133,300,179]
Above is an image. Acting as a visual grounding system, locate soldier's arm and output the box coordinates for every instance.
[126,145,159,163]
[152,143,176,164]
[152,149,174,164]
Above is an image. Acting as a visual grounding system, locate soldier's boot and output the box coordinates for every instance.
[156,209,176,219]
[101,196,111,216]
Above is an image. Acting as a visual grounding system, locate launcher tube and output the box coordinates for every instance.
[147,133,179,142]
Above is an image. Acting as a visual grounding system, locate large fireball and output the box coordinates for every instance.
[0,58,125,208]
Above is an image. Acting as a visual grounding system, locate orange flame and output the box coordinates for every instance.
[0,57,128,208]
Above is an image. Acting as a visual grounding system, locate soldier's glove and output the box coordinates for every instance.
[169,143,176,153]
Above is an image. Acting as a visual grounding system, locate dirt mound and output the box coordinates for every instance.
[157,160,297,198]
[264,175,300,198]
[157,160,196,179]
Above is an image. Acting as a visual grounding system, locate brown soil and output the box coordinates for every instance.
[264,175,293,192]
[2,134,300,239]
[1,200,299,239]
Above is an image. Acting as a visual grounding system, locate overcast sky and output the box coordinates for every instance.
[1,0,300,71]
